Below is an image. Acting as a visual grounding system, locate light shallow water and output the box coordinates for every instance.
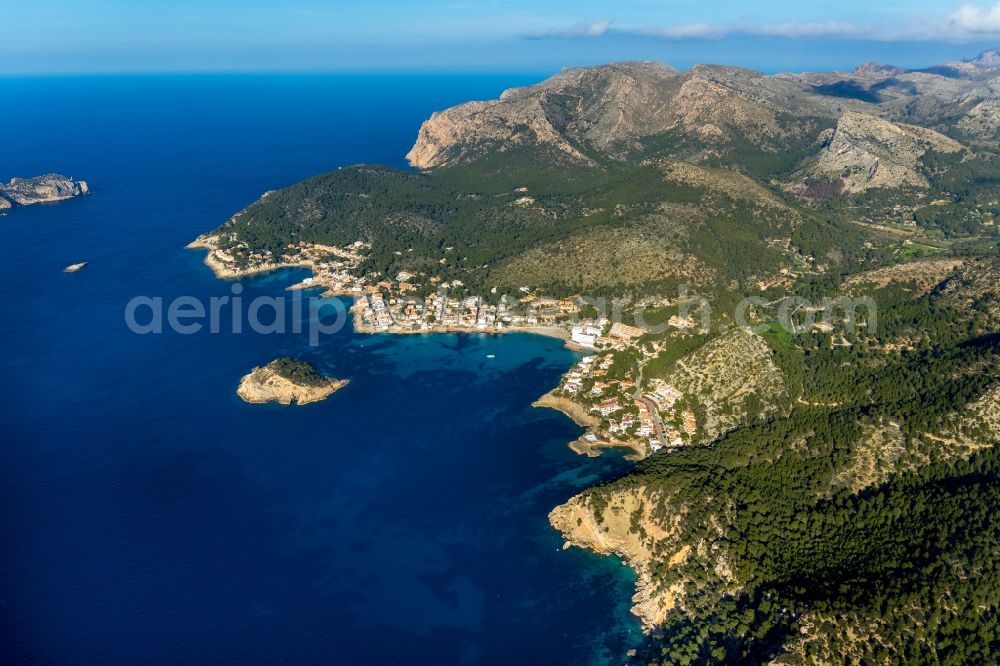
[0,75,642,663]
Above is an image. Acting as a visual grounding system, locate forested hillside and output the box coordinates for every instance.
[556,270,1000,664]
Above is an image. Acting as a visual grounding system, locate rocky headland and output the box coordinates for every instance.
[532,390,600,428]
[549,486,687,632]
[187,234,311,279]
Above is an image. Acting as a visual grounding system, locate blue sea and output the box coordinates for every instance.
[0,75,641,663]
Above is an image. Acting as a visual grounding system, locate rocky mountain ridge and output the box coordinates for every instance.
[408,49,1000,173]
[407,61,847,169]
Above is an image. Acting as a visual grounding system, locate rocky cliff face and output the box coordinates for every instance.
[804,111,964,193]
[0,174,89,207]
[549,486,688,631]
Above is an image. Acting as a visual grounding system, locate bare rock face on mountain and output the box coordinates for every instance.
[668,66,797,146]
[957,98,1000,143]
[407,62,680,168]
[407,62,836,168]
[0,174,89,207]
[804,111,965,193]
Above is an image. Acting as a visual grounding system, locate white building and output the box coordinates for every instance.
[571,324,603,347]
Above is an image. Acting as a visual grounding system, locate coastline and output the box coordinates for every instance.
[187,249,633,460]
[187,235,311,279]
[188,240,647,453]
[569,436,648,462]
[532,390,599,428]
[189,228,654,640]
[188,236,577,345]
[549,487,684,633]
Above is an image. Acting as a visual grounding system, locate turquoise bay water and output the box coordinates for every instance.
[0,75,641,663]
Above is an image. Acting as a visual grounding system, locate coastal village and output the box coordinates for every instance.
[345,265,701,459]
[195,233,701,460]
[554,340,698,458]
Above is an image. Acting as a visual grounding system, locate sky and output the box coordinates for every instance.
[5,1,1000,75]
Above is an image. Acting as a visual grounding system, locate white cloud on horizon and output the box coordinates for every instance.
[529,5,1000,44]
[645,23,726,40]
[752,21,864,38]
[525,19,614,39]
[951,2,1000,33]
[643,20,866,40]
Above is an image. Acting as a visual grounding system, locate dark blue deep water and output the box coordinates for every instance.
[0,75,640,663]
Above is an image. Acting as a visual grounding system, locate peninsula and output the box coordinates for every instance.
[0,174,89,208]
[195,50,1000,663]
[237,358,348,406]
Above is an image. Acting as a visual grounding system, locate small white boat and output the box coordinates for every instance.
[486,354,496,359]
